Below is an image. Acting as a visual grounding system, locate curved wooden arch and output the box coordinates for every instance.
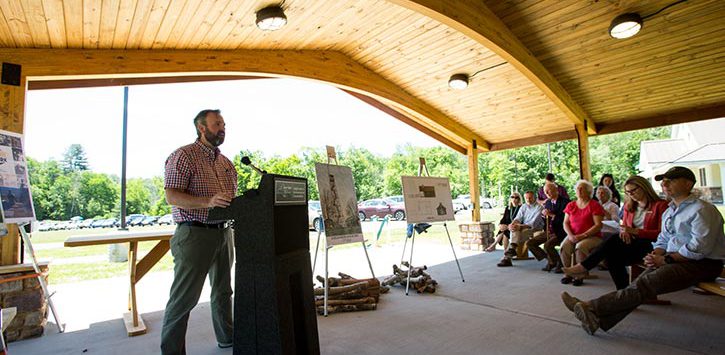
[391,0,595,134]
[5,48,488,152]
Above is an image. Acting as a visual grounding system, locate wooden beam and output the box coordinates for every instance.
[27,75,267,90]
[596,104,725,135]
[3,48,488,151]
[489,130,577,152]
[341,90,467,154]
[575,124,591,181]
[468,142,480,222]
[393,0,595,134]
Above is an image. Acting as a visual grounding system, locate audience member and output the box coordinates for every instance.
[498,191,544,267]
[595,174,622,206]
[526,183,569,272]
[561,166,725,335]
[537,173,570,204]
[563,176,668,289]
[485,192,522,252]
[560,180,604,286]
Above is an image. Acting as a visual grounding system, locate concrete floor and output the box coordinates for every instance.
[9,241,725,354]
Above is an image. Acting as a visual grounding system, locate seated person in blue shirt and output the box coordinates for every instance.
[561,166,725,335]
[498,191,544,267]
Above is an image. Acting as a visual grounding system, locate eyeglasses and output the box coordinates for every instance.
[624,186,640,196]
[510,196,520,199]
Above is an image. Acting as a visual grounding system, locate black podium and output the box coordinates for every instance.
[209,174,320,355]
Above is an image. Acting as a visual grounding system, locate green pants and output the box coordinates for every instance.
[160,224,234,355]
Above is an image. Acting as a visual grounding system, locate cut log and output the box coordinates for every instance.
[315,297,376,306]
[317,303,377,315]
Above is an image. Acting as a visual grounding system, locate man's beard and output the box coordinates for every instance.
[204,130,225,147]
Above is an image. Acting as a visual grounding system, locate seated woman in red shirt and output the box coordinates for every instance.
[563,176,668,289]
[560,180,604,286]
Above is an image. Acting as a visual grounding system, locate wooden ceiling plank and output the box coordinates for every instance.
[163,0,202,48]
[21,0,52,48]
[198,0,246,49]
[138,0,172,49]
[215,1,261,49]
[0,6,18,47]
[124,0,154,49]
[391,0,594,133]
[98,0,121,49]
[0,0,34,47]
[61,0,83,48]
[82,0,102,48]
[354,15,431,64]
[150,0,187,49]
[183,0,230,49]
[111,0,136,48]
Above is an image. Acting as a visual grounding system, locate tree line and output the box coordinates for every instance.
[28,127,668,221]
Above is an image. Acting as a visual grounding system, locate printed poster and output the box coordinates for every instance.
[401,176,455,224]
[315,163,363,246]
[0,130,35,223]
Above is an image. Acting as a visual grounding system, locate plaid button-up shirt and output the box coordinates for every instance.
[164,140,238,223]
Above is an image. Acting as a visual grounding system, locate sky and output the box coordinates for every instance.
[24,78,443,178]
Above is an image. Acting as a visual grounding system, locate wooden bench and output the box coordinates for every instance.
[65,229,174,336]
[695,268,725,297]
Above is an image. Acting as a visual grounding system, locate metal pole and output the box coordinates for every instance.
[444,223,465,282]
[312,229,322,276]
[119,86,129,230]
[547,143,553,173]
[405,230,416,296]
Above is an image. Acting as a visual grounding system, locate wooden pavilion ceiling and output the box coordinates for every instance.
[0,0,723,153]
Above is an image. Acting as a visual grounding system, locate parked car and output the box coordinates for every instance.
[384,195,404,204]
[158,214,174,226]
[37,221,52,232]
[79,219,95,229]
[140,216,159,226]
[308,200,322,232]
[126,214,146,226]
[453,194,496,209]
[357,198,406,221]
[91,219,106,228]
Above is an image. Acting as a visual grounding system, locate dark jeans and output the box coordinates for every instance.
[526,232,564,267]
[589,258,723,331]
[580,234,653,289]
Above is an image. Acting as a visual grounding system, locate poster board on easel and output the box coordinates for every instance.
[401,175,455,224]
[0,129,36,224]
[314,163,363,246]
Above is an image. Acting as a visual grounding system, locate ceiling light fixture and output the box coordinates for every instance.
[608,13,643,39]
[608,0,688,39]
[256,5,287,31]
[448,74,469,90]
[448,62,508,90]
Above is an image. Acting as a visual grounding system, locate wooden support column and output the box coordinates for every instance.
[468,141,481,222]
[0,62,26,265]
[575,124,592,181]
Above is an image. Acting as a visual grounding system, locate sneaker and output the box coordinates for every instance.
[218,342,233,349]
[561,291,581,312]
[572,278,584,286]
[497,258,513,267]
[560,276,573,284]
[573,302,599,335]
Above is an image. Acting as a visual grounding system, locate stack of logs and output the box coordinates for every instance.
[314,273,388,315]
[382,262,438,293]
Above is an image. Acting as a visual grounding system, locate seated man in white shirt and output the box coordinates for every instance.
[498,191,544,267]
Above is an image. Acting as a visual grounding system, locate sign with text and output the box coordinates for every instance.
[401,176,454,224]
[0,129,35,223]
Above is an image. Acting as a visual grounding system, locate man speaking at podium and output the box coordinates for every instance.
[161,109,238,354]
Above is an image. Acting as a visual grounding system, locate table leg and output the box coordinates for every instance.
[123,241,146,336]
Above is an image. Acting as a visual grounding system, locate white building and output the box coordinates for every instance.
[639,117,725,204]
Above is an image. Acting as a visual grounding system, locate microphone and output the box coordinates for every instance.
[241,156,267,175]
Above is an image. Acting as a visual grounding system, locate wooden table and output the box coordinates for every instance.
[65,229,174,336]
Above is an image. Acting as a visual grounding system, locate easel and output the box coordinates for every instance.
[400,158,465,296]
[16,222,64,333]
[311,146,376,316]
